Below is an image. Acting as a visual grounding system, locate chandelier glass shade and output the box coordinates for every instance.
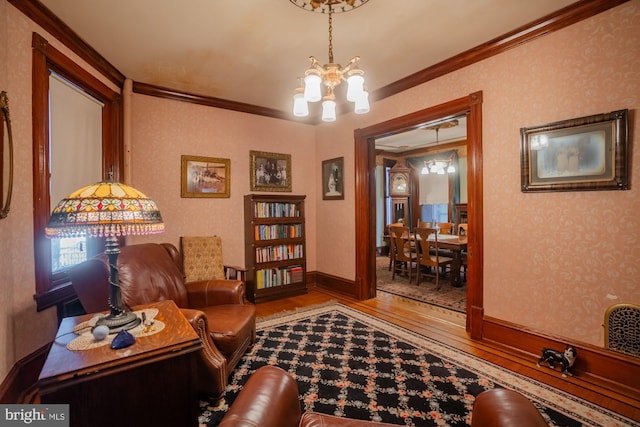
[419,119,460,175]
[46,181,164,332]
[291,0,370,121]
[421,159,455,175]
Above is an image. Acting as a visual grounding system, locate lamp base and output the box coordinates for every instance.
[96,311,141,333]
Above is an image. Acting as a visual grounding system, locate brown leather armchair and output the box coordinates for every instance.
[69,242,256,400]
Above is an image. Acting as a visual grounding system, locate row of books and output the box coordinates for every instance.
[255,266,304,289]
[254,224,303,240]
[255,244,303,263]
[254,202,300,218]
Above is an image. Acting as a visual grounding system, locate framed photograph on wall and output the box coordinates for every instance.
[181,155,230,198]
[520,109,628,192]
[249,150,291,192]
[322,157,344,200]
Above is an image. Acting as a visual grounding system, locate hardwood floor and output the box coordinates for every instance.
[256,286,640,423]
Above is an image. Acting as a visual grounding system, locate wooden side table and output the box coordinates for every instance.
[38,300,202,427]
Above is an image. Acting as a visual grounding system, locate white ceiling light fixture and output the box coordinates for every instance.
[290,0,370,121]
[421,120,459,175]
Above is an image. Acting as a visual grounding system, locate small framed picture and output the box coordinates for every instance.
[250,150,291,192]
[181,155,230,198]
[322,157,344,200]
[520,109,629,192]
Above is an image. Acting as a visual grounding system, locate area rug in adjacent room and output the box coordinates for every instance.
[376,256,467,313]
[198,304,634,427]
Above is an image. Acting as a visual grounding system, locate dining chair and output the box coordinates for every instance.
[432,222,456,259]
[458,223,468,279]
[389,225,416,283]
[414,227,452,289]
[437,222,454,235]
[416,220,430,228]
[386,222,404,271]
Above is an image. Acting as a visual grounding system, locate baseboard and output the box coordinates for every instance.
[0,343,50,403]
[482,316,640,401]
[313,271,357,297]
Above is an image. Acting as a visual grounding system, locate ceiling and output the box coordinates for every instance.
[38,0,579,123]
[376,115,468,153]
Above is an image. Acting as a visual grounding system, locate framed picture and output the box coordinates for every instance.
[520,109,628,192]
[322,157,344,200]
[181,155,230,198]
[250,150,291,192]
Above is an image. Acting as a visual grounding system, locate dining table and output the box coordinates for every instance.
[428,234,467,287]
[397,229,468,287]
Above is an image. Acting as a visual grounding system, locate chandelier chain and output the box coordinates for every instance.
[328,6,334,63]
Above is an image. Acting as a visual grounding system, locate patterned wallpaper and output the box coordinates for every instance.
[314,1,640,347]
[128,94,318,272]
[129,2,640,348]
[1,1,638,384]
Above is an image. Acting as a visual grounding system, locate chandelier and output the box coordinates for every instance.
[420,120,459,175]
[291,0,370,121]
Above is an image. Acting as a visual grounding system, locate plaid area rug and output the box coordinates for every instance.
[376,256,467,313]
[199,304,635,427]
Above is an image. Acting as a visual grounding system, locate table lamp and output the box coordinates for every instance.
[46,181,164,332]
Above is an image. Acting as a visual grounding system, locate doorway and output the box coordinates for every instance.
[375,116,468,316]
[354,92,484,338]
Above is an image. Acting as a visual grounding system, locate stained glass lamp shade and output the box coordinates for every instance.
[46,181,164,331]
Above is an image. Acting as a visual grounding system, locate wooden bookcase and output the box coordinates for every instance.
[244,194,307,303]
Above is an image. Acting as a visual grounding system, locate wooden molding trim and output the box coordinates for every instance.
[372,0,630,101]
[12,0,627,121]
[132,82,300,122]
[0,343,49,404]
[8,0,126,88]
[31,32,122,305]
[482,316,640,401]
[355,92,484,337]
[314,272,357,297]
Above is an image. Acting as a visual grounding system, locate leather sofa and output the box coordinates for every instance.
[69,242,256,400]
[219,365,548,427]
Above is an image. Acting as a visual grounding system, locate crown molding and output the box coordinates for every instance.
[10,0,629,122]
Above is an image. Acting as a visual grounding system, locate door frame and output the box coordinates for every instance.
[354,91,484,338]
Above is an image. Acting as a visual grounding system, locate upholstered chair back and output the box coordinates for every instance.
[118,243,189,307]
[70,243,190,311]
[180,236,226,282]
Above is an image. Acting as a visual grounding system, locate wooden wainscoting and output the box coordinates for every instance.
[0,343,49,404]
[482,316,640,402]
[313,271,357,296]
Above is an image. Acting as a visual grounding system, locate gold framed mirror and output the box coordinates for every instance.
[1,91,14,219]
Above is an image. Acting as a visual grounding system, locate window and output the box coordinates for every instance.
[49,73,104,273]
[32,33,123,310]
[421,203,449,224]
